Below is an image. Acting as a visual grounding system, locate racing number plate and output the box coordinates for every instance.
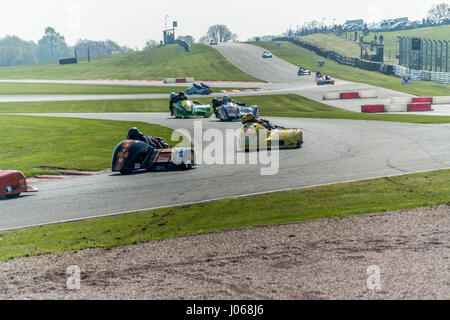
[157,153,171,163]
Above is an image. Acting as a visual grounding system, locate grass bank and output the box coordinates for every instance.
[0,115,178,177]
[2,95,450,124]
[0,82,246,95]
[1,168,449,261]
[253,41,450,96]
[0,44,261,82]
[300,25,450,65]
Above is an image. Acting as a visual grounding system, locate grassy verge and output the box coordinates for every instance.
[360,25,450,64]
[300,34,361,58]
[0,115,178,177]
[0,82,248,95]
[1,169,449,261]
[252,41,450,96]
[299,26,450,65]
[2,94,450,124]
[0,44,261,82]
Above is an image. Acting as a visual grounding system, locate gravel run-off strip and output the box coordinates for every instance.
[0,205,448,300]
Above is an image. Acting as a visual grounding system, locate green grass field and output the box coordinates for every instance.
[0,44,261,82]
[0,115,178,177]
[2,94,450,124]
[300,33,361,58]
[364,25,450,64]
[0,82,247,95]
[1,168,449,261]
[253,41,450,96]
[300,25,450,65]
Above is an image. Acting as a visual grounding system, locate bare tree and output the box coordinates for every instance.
[303,20,321,30]
[177,35,195,44]
[143,40,159,50]
[427,3,449,23]
[205,25,235,43]
[199,35,211,44]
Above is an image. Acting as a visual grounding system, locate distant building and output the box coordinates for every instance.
[344,19,364,26]
[343,19,365,31]
[370,17,409,31]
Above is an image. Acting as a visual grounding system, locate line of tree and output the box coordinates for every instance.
[0,36,38,67]
[0,26,134,67]
[75,39,133,59]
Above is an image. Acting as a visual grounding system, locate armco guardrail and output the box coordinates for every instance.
[274,37,450,84]
[166,40,191,52]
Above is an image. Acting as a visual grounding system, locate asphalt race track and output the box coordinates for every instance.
[1,43,448,115]
[2,113,450,230]
[1,43,450,230]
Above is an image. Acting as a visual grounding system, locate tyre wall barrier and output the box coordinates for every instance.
[412,97,433,103]
[407,103,433,112]
[340,92,359,99]
[393,65,450,84]
[322,91,378,100]
[361,105,385,113]
[164,78,194,84]
[322,92,341,100]
[433,96,450,104]
[390,97,412,104]
[358,91,377,98]
[362,103,435,113]
[385,104,407,112]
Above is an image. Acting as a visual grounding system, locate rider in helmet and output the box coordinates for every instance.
[241,113,279,130]
[211,95,246,114]
[127,127,170,149]
[315,71,323,81]
[242,113,256,124]
[127,127,141,140]
[169,92,177,116]
[178,91,186,99]
[169,91,188,116]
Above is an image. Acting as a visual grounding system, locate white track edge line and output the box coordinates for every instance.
[1,166,449,232]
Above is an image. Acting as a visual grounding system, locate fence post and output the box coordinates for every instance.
[406,37,410,67]
[445,41,449,73]
[401,37,405,66]
[420,39,424,69]
[433,40,438,72]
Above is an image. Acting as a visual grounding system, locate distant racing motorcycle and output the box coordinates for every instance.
[215,101,259,122]
[112,140,195,174]
[297,67,312,76]
[0,170,38,199]
[316,75,335,85]
[185,83,212,95]
[172,100,212,118]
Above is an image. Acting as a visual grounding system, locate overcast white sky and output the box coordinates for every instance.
[0,0,447,49]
